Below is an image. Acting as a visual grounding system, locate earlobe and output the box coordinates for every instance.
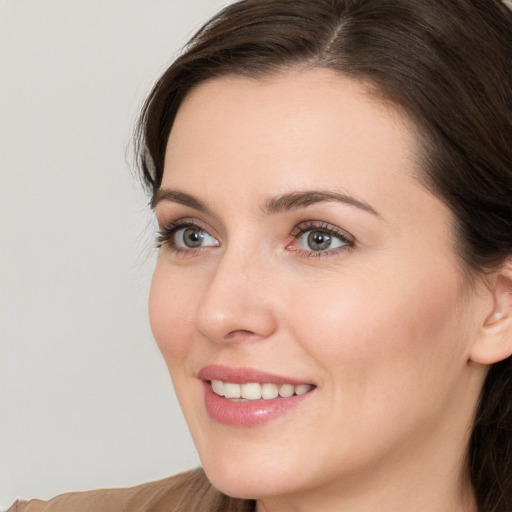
[469,262,512,366]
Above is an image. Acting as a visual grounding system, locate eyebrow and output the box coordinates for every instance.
[151,189,214,215]
[152,188,381,218]
[262,190,381,217]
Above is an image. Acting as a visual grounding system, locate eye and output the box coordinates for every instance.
[298,230,345,251]
[174,226,218,249]
[156,221,219,253]
[288,222,354,256]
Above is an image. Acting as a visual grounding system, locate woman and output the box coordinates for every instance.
[10,0,512,511]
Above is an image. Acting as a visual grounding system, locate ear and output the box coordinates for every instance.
[470,259,512,365]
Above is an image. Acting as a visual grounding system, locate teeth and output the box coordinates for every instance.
[279,384,295,398]
[241,383,262,400]
[210,380,313,400]
[211,380,225,396]
[223,382,241,399]
[295,384,313,395]
[261,383,279,399]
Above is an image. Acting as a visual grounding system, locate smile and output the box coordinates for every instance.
[198,366,316,426]
[211,380,314,400]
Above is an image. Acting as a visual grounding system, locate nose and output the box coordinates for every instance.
[195,250,278,345]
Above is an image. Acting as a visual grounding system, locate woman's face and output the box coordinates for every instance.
[149,69,486,504]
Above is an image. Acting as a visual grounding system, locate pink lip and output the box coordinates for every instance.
[198,365,315,427]
[198,364,312,386]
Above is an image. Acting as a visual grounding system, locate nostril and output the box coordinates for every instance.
[225,329,258,339]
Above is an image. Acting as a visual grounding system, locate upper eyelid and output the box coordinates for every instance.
[291,220,355,242]
[161,220,216,237]
[158,217,352,236]
[157,216,213,232]
[155,210,225,239]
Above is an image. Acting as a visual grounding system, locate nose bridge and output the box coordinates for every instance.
[195,241,277,344]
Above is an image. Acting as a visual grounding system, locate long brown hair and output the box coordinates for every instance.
[136,1,512,510]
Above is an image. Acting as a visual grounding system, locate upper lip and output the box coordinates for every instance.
[198,364,314,386]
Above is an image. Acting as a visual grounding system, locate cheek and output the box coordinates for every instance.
[148,262,196,364]
[287,265,469,412]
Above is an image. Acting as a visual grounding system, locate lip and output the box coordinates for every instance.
[198,365,315,426]
[198,364,313,386]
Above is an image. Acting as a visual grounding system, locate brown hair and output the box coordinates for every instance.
[136,1,512,510]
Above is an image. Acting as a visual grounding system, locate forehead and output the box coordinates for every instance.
[162,68,426,216]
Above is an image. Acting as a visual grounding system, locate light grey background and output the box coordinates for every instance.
[0,1,230,508]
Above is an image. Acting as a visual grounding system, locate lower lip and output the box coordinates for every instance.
[203,381,313,426]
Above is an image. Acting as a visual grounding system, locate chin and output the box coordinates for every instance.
[206,472,263,500]
[198,441,317,500]
[204,466,288,501]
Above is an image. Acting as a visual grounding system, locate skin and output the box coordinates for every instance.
[149,69,496,511]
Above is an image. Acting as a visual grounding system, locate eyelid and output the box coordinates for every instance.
[290,220,355,243]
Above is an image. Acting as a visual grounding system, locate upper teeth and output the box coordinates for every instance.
[211,380,313,400]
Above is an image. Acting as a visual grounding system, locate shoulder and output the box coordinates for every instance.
[7,473,184,512]
[8,469,253,512]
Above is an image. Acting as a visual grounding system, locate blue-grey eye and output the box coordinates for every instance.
[174,227,218,248]
[298,230,346,252]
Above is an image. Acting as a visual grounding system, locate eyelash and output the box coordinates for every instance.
[156,219,355,258]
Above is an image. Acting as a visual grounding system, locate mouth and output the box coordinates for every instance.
[210,380,314,401]
[198,365,316,426]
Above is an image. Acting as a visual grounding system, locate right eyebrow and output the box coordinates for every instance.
[151,189,214,216]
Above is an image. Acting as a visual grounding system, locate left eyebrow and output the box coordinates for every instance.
[262,190,382,218]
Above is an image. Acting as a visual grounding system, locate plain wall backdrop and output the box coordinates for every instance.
[0,1,230,508]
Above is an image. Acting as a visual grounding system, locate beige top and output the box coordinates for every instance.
[7,469,255,512]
